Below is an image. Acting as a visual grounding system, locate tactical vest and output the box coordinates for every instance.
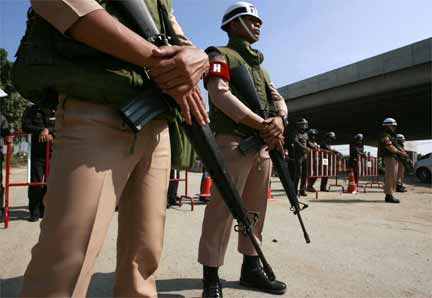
[208,39,275,137]
[378,131,396,158]
[12,0,171,105]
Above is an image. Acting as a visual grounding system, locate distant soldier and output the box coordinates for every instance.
[378,118,407,203]
[395,134,410,193]
[21,95,57,222]
[291,118,309,196]
[349,133,365,185]
[306,129,319,192]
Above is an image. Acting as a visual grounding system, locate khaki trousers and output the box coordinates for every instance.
[384,156,399,195]
[198,134,272,267]
[397,160,405,184]
[19,98,171,298]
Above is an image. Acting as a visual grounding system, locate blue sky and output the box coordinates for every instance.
[1,0,431,152]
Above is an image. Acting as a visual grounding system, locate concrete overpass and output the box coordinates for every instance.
[279,38,432,145]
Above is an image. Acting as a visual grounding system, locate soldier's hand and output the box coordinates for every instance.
[174,87,209,126]
[39,128,50,143]
[398,151,408,158]
[5,135,13,144]
[259,117,284,140]
[150,46,209,97]
[265,135,285,156]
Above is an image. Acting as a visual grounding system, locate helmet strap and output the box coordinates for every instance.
[239,16,258,42]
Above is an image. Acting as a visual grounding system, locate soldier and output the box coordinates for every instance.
[306,129,319,192]
[198,2,288,297]
[395,134,409,193]
[289,118,309,196]
[378,118,407,203]
[15,0,209,297]
[21,94,57,222]
[349,133,365,185]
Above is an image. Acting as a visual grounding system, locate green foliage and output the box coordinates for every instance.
[0,48,29,131]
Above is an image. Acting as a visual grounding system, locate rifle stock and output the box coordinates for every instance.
[115,0,276,280]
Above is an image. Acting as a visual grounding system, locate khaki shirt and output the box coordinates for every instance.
[30,0,192,46]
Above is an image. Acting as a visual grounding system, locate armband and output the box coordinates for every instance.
[204,61,230,86]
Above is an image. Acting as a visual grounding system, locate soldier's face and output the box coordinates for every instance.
[231,16,261,42]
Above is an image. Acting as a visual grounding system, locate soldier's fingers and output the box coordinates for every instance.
[191,89,209,123]
[187,93,205,126]
[175,96,192,125]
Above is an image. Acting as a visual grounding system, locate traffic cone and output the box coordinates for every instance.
[267,183,272,200]
[347,169,357,194]
[199,175,212,201]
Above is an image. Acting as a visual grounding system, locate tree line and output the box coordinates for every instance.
[0,48,29,131]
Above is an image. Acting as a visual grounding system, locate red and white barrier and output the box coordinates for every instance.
[2,132,51,229]
[306,149,344,198]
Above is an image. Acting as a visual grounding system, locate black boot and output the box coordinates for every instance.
[385,194,400,203]
[29,209,40,222]
[396,184,407,193]
[240,255,287,295]
[202,266,223,298]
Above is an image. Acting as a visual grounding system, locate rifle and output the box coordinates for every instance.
[115,0,276,281]
[231,65,311,244]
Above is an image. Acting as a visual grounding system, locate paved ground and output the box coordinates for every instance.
[1,168,431,298]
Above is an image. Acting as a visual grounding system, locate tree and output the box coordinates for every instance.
[0,48,29,130]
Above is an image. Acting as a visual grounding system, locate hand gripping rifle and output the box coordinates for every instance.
[115,0,276,280]
[231,65,311,244]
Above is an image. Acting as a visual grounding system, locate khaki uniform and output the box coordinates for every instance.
[379,132,399,195]
[198,37,287,267]
[19,0,188,297]
[198,135,271,266]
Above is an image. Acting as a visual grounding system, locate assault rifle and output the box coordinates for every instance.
[231,65,311,244]
[115,0,276,281]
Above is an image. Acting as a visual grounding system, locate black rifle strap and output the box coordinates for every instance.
[264,80,278,116]
[156,0,182,45]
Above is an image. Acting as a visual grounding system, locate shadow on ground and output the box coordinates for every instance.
[309,199,386,203]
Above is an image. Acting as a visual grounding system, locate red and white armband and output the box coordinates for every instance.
[204,61,230,87]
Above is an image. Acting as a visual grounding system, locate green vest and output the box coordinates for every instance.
[378,131,396,158]
[12,0,171,105]
[208,37,275,137]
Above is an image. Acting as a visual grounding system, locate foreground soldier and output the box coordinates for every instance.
[198,2,288,297]
[15,0,209,297]
[378,118,407,203]
[349,133,365,185]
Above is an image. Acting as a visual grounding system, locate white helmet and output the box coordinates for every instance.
[396,134,406,141]
[382,117,397,126]
[221,2,262,30]
[0,88,8,98]
[354,133,364,141]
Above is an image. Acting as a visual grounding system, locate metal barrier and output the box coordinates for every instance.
[1,131,51,229]
[172,170,195,211]
[306,148,344,198]
[357,155,383,190]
